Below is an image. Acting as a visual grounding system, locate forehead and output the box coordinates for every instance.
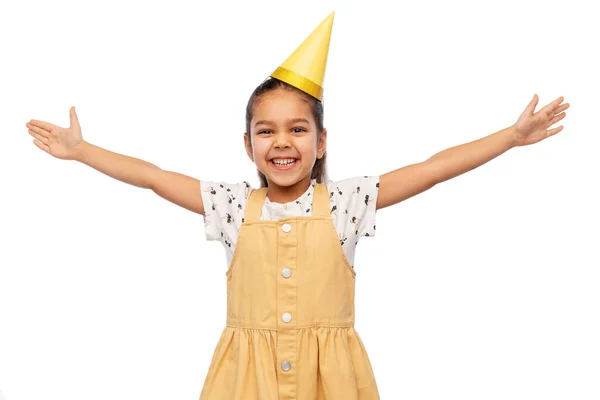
[252,90,314,126]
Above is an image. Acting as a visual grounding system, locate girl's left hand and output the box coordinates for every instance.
[512,94,570,147]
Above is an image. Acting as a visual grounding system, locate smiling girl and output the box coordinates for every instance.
[25,11,569,400]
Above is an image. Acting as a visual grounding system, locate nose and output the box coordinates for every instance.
[274,131,292,148]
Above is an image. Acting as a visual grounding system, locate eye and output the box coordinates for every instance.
[258,130,272,135]
[292,127,306,133]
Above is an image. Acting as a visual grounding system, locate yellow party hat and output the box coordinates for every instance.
[270,11,335,101]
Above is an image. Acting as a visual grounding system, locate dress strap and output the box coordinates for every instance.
[244,182,330,222]
[244,187,268,223]
[313,183,330,217]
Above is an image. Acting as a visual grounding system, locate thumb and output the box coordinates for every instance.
[69,106,80,128]
[524,94,538,116]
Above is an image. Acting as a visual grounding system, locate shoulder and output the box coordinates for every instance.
[327,175,380,221]
[200,180,252,199]
[327,176,380,239]
[199,180,253,241]
[326,175,380,202]
[200,180,253,213]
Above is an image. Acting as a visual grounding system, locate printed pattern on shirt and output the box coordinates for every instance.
[200,181,251,243]
[200,176,379,270]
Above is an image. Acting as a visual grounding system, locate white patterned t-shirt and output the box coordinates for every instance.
[200,176,379,270]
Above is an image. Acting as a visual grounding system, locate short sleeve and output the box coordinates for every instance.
[330,175,379,240]
[200,180,252,242]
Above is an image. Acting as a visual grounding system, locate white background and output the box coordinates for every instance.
[1,0,598,399]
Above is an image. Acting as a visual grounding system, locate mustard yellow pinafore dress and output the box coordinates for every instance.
[199,183,380,400]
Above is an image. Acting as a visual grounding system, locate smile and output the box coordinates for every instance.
[270,159,298,170]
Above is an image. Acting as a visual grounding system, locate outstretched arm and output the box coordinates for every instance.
[376,94,569,210]
[26,106,205,215]
[74,142,205,215]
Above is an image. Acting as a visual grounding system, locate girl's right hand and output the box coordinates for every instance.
[26,106,85,160]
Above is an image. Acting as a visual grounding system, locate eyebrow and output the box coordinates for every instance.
[254,117,311,127]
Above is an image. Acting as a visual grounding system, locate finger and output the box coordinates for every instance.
[33,138,50,153]
[546,111,566,128]
[546,125,563,137]
[554,103,570,115]
[69,106,80,129]
[26,123,50,137]
[28,129,49,145]
[525,94,539,116]
[540,96,565,116]
[550,95,565,108]
[29,119,58,132]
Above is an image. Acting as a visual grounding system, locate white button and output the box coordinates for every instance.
[282,312,292,323]
[281,360,291,371]
[281,268,292,278]
[282,223,292,232]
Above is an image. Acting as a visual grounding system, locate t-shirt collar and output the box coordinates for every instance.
[265,178,317,207]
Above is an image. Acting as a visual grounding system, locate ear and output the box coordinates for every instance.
[317,128,327,159]
[244,133,254,161]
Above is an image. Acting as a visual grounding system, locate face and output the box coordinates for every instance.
[244,89,327,195]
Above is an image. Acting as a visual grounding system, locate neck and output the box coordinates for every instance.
[266,176,312,204]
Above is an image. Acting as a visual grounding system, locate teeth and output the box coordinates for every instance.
[272,159,296,166]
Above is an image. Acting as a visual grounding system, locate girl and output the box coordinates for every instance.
[25,12,569,400]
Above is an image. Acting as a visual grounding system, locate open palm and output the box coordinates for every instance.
[513,94,569,147]
[25,106,85,160]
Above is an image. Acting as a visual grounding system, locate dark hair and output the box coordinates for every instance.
[244,77,328,188]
